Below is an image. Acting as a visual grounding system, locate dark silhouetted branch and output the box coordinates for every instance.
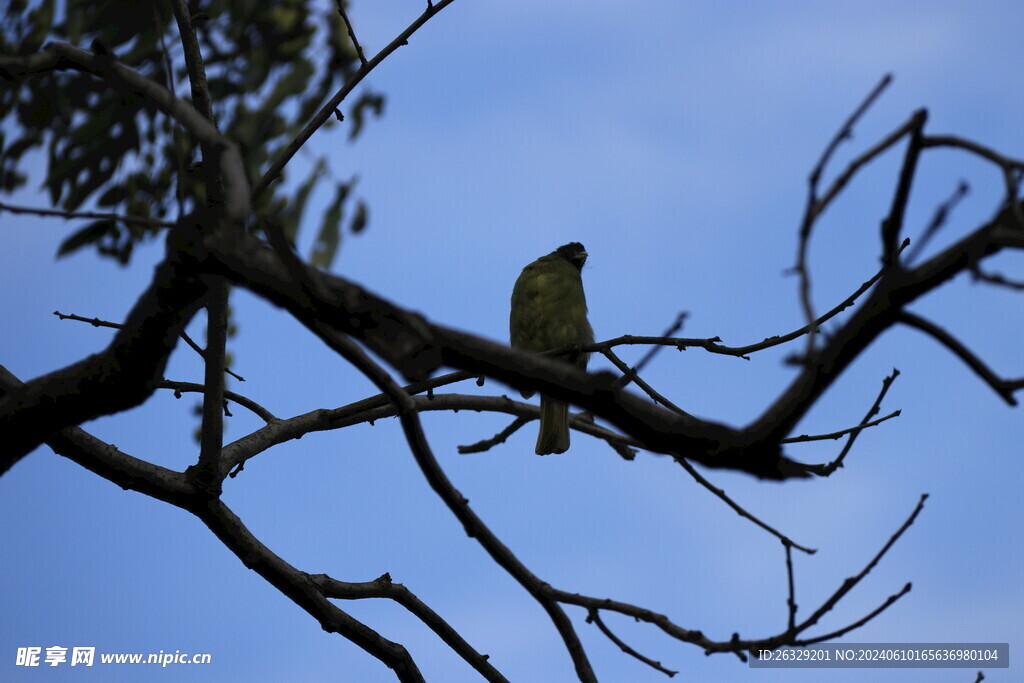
[586,609,677,678]
[313,572,509,682]
[898,312,1019,406]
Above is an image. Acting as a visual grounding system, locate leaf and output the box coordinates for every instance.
[348,91,385,140]
[57,220,115,258]
[350,199,368,234]
[310,180,351,268]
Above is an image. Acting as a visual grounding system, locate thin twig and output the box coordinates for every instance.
[585,240,909,361]
[0,201,175,228]
[157,380,277,422]
[629,311,688,378]
[794,494,927,635]
[334,0,368,65]
[53,310,245,382]
[458,416,530,453]
[782,409,900,444]
[586,609,678,677]
[674,458,816,555]
[794,582,911,645]
[905,180,970,264]
[797,74,895,360]
[814,111,924,220]
[923,134,1024,229]
[899,312,1019,406]
[306,325,598,681]
[253,0,456,201]
[970,264,1024,290]
[784,541,797,632]
[801,369,901,476]
[603,348,693,418]
[313,572,508,682]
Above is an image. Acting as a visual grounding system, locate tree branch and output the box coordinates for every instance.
[313,572,509,682]
[253,0,457,201]
[898,312,1019,406]
[0,257,207,474]
[303,326,598,681]
[0,201,175,229]
[53,309,245,382]
[0,42,248,221]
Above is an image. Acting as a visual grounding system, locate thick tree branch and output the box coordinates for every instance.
[194,497,426,682]
[0,365,196,504]
[53,309,245,382]
[177,222,803,479]
[0,258,207,474]
[748,200,1021,445]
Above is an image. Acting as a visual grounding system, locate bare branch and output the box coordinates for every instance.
[906,180,970,264]
[796,74,895,359]
[587,240,909,360]
[1,259,208,474]
[625,311,688,379]
[458,416,530,453]
[880,111,927,265]
[749,197,1022,447]
[313,572,509,682]
[253,0,457,201]
[798,369,901,477]
[814,110,925,220]
[602,348,693,418]
[586,609,677,678]
[672,458,816,555]
[334,0,368,66]
[784,541,797,631]
[196,498,427,682]
[809,74,894,190]
[307,327,598,681]
[53,310,245,382]
[156,380,277,423]
[0,201,175,229]
[0,365,196,504]
[192,280,230,494]
[971,263,1024,290]
[782,409,900,444]
[794,582,911,646]
[898,312,1019,406]
[794,494,926,636]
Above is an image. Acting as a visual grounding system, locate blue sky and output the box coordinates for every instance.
[2,1,1022,681]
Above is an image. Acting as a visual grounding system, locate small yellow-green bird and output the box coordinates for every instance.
[510,242,594,454]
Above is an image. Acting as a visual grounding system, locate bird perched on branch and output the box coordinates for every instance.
[510,242,594,454]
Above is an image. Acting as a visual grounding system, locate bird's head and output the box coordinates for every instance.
[554,242,588,271]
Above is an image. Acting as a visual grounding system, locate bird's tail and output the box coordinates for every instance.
[536,395,570,455]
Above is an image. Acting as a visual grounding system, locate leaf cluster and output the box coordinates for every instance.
[0,0,376,265]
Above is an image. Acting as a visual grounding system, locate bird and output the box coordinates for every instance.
[510,242,594,454]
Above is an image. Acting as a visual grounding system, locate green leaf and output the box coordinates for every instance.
[310,180,351,268]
